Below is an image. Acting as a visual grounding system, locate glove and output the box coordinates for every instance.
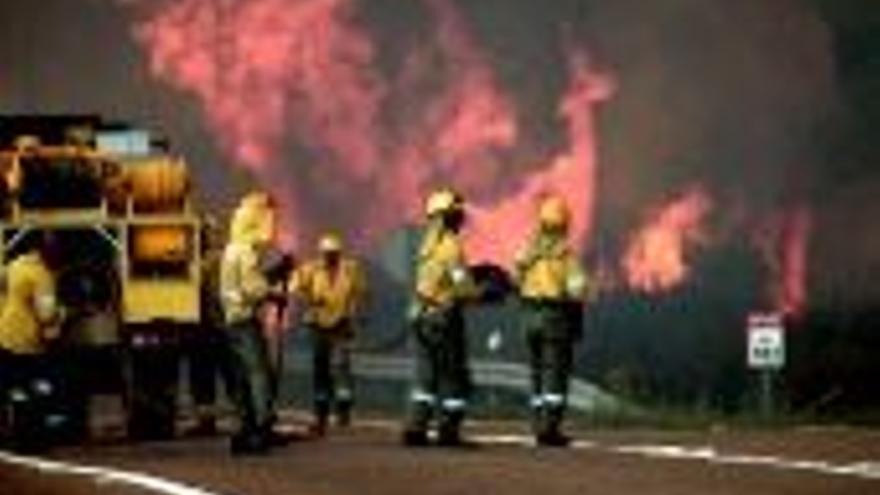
[261,249,296,285]
[469,263,514,304]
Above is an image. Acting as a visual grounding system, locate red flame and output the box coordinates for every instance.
[129,0,611,262]
[465,49,612,266]
[622,187,713,293]
[134,0,384,248]
[753,206,811,316]
[125,0,814,313]
[779,207,810,316]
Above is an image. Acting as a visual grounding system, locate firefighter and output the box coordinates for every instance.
[219,192,281,454]
[0,231,64,453]
[403,188,479,447]
[291,232,365,436]
[514,194,590,447]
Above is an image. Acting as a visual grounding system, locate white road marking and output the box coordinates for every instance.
[0,451,221,495]
[472,434,880,481]
[4,426,879,491]
[359,419,880,480]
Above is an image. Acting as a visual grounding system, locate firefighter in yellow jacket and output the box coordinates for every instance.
[219,192,279,454]
[403,188,478,446]
[291,232,365,435]
[514,195,590,447]
[0,232,63,452]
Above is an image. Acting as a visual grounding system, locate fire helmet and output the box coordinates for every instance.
[230,191,275,246]
[425,188,464,218]
[318,232,344,253]
[240,191,272,211]
[538,195,570,230]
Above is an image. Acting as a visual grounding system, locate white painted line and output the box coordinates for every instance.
[472,434,534,447]
[6,427,876,493]
[472,434,880,481]
[0,451,221,495]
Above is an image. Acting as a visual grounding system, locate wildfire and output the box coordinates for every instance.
[134,0,384,248]
[127,0,610,262]
[622,187,713,293]
[125,0,809,313]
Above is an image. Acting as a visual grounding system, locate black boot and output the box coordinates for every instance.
[537,429,571,447]
[186,416,218,437]
[312,401,330,437]
[537,407,570,448]
[403,399,433,446]
[312,414,328,438]
[263,423,292,447]
[437,411,464,447]
[436,426,460,447]
[531,404,546,442]
[402,428,430,447]
[336,400,352,428]
[230,428,270,456]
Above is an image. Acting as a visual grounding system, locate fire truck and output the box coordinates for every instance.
[0,115,202,440]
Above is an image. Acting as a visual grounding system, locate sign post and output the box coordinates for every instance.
[747,313,785,418]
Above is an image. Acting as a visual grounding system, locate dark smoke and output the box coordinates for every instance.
[573,0,833,220]
[1,0,879,412]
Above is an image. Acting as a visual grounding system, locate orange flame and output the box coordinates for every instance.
[465,49,612,266]
[622,187,713,292]
[134,0,383,249]
[129,0,612,262]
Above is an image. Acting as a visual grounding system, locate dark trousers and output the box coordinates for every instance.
[406,307,470,434]
[183,328,232,419]
[224,319,274,435]
[311,324,354,420]
[61,345,123,440]
[523,302,578,436]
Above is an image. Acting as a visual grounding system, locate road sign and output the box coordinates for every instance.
[748,313,785,370]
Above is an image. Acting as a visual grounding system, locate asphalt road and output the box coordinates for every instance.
[3,420,880,495]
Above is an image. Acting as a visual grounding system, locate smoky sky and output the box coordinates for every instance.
[0,0,877,308]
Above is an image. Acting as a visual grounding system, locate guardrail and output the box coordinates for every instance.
[283,352,625,414]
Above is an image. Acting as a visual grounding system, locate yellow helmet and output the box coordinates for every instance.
[240,191,272,211]
[230,191,275,245]
[538,195,570,230]
[318,232,343,253]
[425,188,463,218]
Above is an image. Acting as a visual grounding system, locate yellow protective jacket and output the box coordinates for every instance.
[414,225,476,314]
[219,241,271,325]
[291,256,365,330]
[515,232,588,302]
[0,252,59,355]
[219,193,276,325]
